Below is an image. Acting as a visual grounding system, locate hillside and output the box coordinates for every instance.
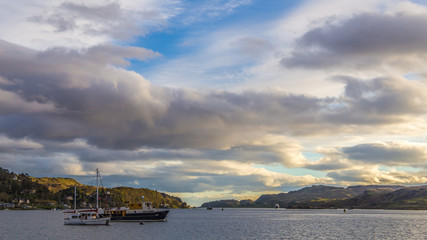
[256,185,351,207]
[0,167,188,209]
[201,185,426,209]
[0,167,54,204]
[336,186,427,210]
[29,177,82,192]
[107,187,187,208]
[201,199,254,208]
[255,185,404,208]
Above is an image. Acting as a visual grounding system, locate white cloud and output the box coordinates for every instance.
[0,0,182,50]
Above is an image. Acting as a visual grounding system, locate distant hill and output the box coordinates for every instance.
[336,186,427,210]
[201,199,254,208]
[255,185,404,208]
[200,185,427,209]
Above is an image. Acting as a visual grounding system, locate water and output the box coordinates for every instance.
[1,208,427,240]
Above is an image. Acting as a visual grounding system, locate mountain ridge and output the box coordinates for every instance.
[200,184,427,209]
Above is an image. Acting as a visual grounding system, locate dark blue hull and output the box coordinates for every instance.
[110,210,169,222]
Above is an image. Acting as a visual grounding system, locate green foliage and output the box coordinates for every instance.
[0,167,55,204]
[29,177,82,193]
[201,199,240,208]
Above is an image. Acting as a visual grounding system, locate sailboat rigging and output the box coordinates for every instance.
[63,169,111,225]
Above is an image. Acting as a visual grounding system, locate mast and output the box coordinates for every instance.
[96,169,99,210]
[74,185,76,212]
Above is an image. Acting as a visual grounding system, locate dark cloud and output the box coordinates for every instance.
[282,12,427,69]
[342,142,427,166]
[323,76,427,125]
[1,40,427,152]
[302,141,427,174]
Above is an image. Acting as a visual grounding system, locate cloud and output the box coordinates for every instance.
[0,135,43,153]
[302,140,427,176]
[0,134,332,195]
[28,1,170,40]
[282,11,427,70]
[230,37,274,59]
[324,76,427,125]
[342,141,427,167]
[296,140,427,187]
[100,159,333,192]
[0,0,182,49]
[0,40,169,147]
[1,153,85,176]
[1,40,427,152]
[0,88,57,114]
[178,0,252,24]
[304,148,353,171]
[327,167,427,185]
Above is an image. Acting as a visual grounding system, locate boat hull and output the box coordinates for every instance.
[64,217,110,225]
[109,210,169,222]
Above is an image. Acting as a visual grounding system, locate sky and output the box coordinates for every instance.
[1,0,427,206]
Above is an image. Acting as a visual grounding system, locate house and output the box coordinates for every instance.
[0,203,15,208]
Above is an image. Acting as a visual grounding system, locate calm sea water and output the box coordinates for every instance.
[1,208,427,240]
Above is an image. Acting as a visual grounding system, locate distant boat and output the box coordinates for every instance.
[104,196,169,222]
[275,203,280,209]
[207,206,213,210]
[63,169,111,225]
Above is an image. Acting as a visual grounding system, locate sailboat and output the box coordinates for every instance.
[63,169,111,225]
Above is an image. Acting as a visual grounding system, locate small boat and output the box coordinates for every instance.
[63,169,111,225]
[207,206,213,210]
[64,209,111,225]
[275,203,280,209]
[104,196,169,222]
